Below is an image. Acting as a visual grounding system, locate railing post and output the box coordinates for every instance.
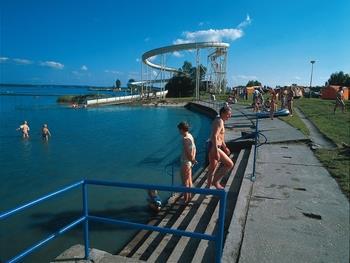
[216,190,227,263]
[83,181,90,259]
[251,114,259,182]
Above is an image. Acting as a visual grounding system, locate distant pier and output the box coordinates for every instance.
[86,90,168,106]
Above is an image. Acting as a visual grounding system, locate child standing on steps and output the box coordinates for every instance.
[178,122,197,204]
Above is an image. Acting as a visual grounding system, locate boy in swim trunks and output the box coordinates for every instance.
[41,124,52,141]
[178,121,197,203]
[16,121,30,138]
[207,106,234,189]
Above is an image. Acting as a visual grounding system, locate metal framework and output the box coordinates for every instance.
[206,47,228,94]
[133,42,229,100]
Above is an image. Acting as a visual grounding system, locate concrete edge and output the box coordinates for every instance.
[222,147,255,263]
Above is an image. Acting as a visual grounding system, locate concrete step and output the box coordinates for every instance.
[167,150,245,263]
[52,244,145,263]
[118,167,209,258]
[117,148,251,263]
[131,168,210,260]
[190,149,248,263]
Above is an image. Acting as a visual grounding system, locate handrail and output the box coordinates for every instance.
[0,179,227,263]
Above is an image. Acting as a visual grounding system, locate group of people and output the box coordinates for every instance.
[148,105,234,210]
[179,106,234,203]
[16,121,51,141]
[253,87,294,119]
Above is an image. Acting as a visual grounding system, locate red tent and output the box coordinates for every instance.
[321,85,349,100]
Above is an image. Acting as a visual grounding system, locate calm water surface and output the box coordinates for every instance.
[0,85,211,262]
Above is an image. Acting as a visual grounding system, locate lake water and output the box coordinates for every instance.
[0,85,212,262]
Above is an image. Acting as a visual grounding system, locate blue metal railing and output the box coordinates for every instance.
[0,179,227,263]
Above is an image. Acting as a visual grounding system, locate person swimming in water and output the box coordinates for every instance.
[207,106,234,189]
[178,121,197,204]
[147,190,162,212]
[41,124,51,141]
[16,121,30,138]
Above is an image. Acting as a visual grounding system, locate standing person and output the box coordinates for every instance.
[334,86,345,113]
[243,87,248,100]
[270,89,277,120]
[207,107,234,189]
[253,88,260,112]
[41,124,51,141]
[287,87,294,116]
[16,121,30,138]
[178,122,197,203]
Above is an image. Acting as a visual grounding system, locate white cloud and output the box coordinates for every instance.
[293,76,301,80]
[40,61,64,69]
[172,51,184,58]
[81,65,88,71]
[0,57,9,62]
[237,14,251,29]
[13,58,33,64]
[144,37,150,42]
[198,22,204,26]
[174,16,251,44]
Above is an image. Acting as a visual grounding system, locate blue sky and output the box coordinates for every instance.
[0,0,349,87]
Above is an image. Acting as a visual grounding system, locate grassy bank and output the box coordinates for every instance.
[284,98,349,198]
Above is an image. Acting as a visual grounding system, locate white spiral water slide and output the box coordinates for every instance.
[131,41,230,85]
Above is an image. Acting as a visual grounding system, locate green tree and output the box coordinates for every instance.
[326,71,350,86]
[181,61,193,74]
[246,80,262,87]
[166,62,208,97]
[115,79,121,89]
[166,75,193,98]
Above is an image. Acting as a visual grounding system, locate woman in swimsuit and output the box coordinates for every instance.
[178,122,197,203]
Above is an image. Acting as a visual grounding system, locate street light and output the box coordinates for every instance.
[309,60,316,88]
[308,60,316,98]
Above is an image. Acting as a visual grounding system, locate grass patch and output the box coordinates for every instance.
[289,98,349,198]
[315,148,349,199]
[279,114,310,136]
[295,98,350,145]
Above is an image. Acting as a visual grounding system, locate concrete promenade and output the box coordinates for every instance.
[223,104,349,263]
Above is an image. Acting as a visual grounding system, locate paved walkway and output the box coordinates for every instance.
[223,104,349,263]
[295,107,337,149]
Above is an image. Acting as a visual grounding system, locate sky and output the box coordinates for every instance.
[0,0,349,87]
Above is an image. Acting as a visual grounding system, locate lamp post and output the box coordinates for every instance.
[309,60,316,87]
[309,60,316,98]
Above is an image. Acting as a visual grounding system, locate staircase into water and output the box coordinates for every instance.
[117,147,251,263]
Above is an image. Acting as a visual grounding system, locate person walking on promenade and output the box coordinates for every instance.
[287,87,294,116]
[253,88,260,112]
[41,124,51,141]
[334,86,345,113]
[270,89,277,120]
[178,121,197,203]
[207,106,234,189]
[16,120,30,138]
